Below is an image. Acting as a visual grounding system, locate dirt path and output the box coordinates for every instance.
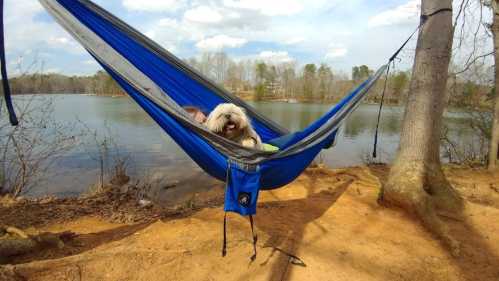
[1,166,499,281]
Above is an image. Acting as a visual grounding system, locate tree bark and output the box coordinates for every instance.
[381,0,463,256]
[489,0,499,171]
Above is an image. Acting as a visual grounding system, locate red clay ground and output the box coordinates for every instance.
[1,165,499,281]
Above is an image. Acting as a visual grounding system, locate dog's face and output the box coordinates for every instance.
[205,103,249,140]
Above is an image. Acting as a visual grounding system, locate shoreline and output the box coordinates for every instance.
[10,93,494,112]
[10,93,492,111]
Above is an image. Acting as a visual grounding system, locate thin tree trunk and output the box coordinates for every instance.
[381,0,462,256]
[490,100,499,170]
[489,0,499,171]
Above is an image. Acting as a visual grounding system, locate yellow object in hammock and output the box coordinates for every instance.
[262,143,280,152]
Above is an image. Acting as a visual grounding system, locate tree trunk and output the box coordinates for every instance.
[381,0,462,256]
[489,0,499,171]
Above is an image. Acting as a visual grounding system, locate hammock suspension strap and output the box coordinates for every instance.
[0,0,18,126]
[373,7,453,158]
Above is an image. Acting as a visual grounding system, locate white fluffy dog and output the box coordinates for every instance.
[205,103,263,150]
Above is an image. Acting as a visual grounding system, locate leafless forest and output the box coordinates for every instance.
[8,51,494,109]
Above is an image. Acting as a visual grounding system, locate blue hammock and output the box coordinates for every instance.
[1,1,453,259]
[3,0,389,217]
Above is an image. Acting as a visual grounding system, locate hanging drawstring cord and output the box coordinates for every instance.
[249,215,258,262]
[372,7,452,158]
[222,213,228,257]
[221,163,232,257]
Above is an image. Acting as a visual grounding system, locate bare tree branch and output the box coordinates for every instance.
[454,51,494,75]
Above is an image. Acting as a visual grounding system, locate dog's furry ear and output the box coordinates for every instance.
[240,108,251,124]
[205,106,226,133]
[205,113,220,132]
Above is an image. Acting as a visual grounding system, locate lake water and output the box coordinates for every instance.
[5,95,475,199]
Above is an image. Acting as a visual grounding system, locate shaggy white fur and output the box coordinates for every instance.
[205,103,263,149]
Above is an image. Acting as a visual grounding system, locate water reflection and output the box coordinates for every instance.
[4,95,480,197]
[250,102,403,138]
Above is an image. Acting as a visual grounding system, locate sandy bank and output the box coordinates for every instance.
[1,165,499,281]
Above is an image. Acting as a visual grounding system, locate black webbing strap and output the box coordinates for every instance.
[388,8,452,62]
[373,7,452,158]
[372,63,391,159]
[249,215,258,262]
[0,0,18,126]
[222,213,227,257]
[422,8,453,21]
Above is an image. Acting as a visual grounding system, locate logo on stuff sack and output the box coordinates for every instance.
[238,192,251,207]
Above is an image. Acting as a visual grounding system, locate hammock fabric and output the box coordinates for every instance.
[42,0,387,214]
[9,0,388,217]
[1,1,454,258]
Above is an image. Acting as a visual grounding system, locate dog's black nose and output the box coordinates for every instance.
[224,114,231,119]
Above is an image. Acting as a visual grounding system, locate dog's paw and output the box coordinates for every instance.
[241,138,257,148]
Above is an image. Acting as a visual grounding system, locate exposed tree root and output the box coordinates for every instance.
[415,195,461,257]
[0,225,76,260]
[382,162,463,257]
[4,226,29,239]
[425,163,464,212]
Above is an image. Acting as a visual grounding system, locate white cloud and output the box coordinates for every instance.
[142,17,203,55]
[223,0,303,16]
[196,35,247,50]
[123,0,184,12]
[368,0,420,28]
[144,30,179,52]
[145,0,314,52]
[182,5,267,32]
[46,36,84,54]
[184,6,223,24]
[4,0,85,55]
[2,0,441,75]
[284,37,305,45]
[48,37,70,46]
[325,44,348,59]
[257,51,294,64]
[158,18,179,28]
[5,0,43,23]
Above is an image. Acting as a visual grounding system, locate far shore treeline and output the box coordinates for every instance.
[9,51,495,108]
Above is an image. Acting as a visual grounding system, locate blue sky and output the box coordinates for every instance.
[3,0,491,76]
